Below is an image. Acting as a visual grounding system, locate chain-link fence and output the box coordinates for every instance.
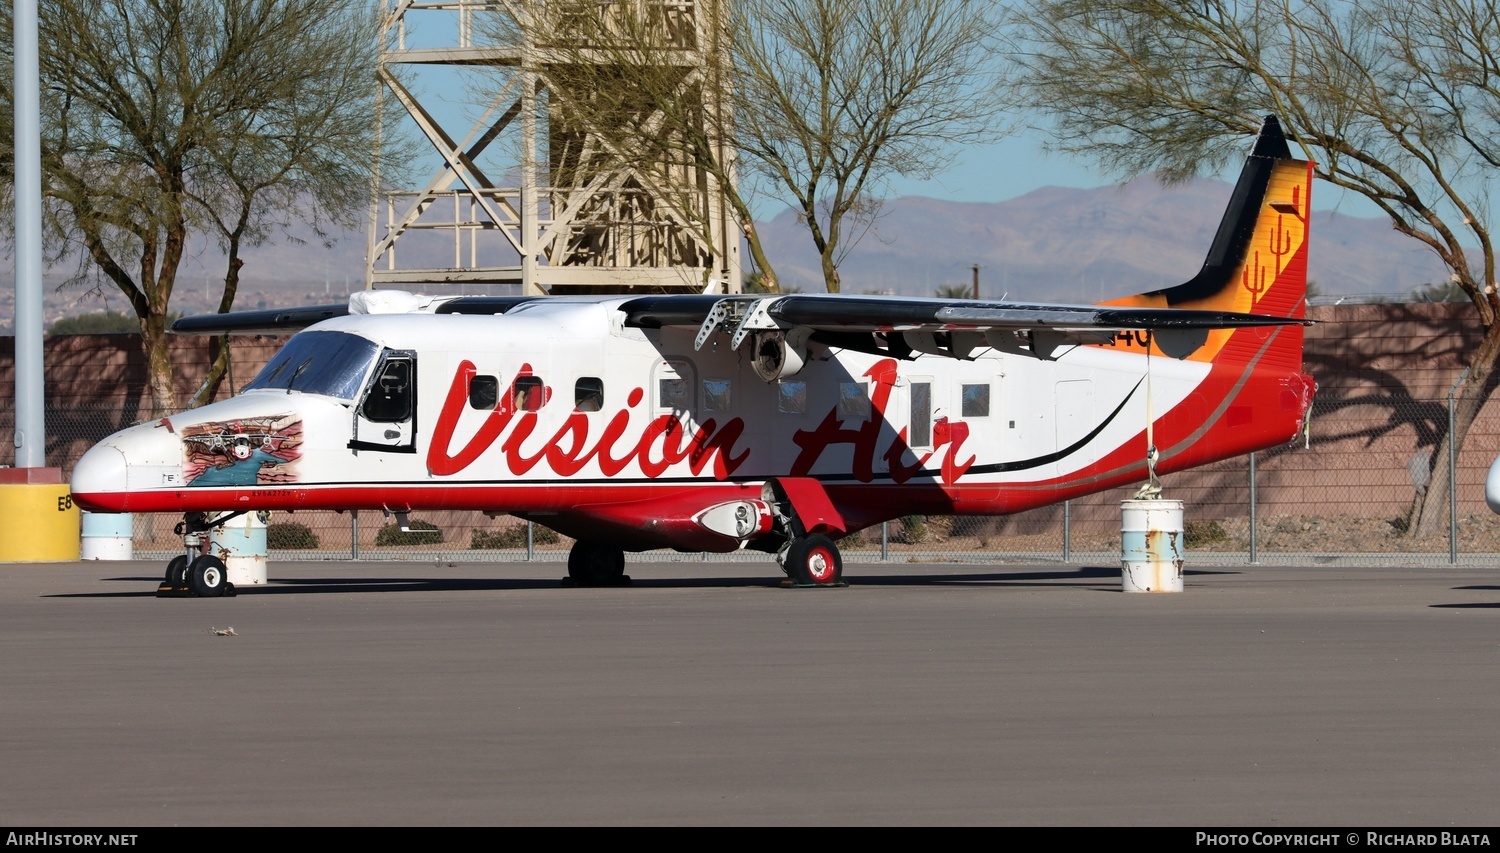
[9,389,1500,567]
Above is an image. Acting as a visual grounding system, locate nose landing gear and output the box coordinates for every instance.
[158,512,239,598]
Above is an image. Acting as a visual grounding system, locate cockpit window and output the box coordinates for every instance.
[244,331,380,401]
[362,356,413,422]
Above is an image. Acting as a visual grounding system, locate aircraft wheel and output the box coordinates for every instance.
[189,555,229,598]
[567,541,626,586]
[164,555,189,587]
[787,534,843,587]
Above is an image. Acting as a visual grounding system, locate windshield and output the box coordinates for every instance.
[244,331,381,401]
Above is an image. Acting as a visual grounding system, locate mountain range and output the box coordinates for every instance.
[756,174,1448,301]
[9,172,1451,328]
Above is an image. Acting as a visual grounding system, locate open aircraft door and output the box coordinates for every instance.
[350,349,417,453]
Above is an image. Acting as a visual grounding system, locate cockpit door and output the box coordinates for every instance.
[350,350,417,453]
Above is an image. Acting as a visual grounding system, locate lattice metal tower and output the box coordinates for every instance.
[370,1,743,296]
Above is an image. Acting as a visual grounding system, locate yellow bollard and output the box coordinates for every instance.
[0,469,82,562]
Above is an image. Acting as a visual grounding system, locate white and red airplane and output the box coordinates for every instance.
[71,117,1316,594]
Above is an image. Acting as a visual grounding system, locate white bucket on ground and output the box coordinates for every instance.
[80,511,133,560]
[1120,499,1184,593]
[210,512,268,586]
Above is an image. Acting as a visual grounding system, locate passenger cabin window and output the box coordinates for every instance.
[961,383,990,418]
[575,377,604,412]
[778,381,807,414]
[838,381,870,421]
[654,360,695,414]
[703,379,732,413]
[362,357,413,423]
[469,375,499,410]
[659,376,690,410]
[512,376,545,411]
[910,381,932,447]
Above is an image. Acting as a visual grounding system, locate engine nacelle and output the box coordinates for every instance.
[751,327,812,382]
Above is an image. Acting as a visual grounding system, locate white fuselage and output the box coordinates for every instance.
[73,296,1301,550]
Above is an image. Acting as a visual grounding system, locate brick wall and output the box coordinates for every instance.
[0,333,288,473]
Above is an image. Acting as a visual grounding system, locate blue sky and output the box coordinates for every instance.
[394,8,1396,222]
[392,22,1152,215]
[875,127,1388,221]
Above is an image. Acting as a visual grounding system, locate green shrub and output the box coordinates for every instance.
[470,524,559,549]
[899,514,928,544]
[375,519,443,546]
[266,521,319,549]
[1183,519,1227,547]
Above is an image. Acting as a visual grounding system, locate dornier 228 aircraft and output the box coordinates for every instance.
[71,116,1316,595]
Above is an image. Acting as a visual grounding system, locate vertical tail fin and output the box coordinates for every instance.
[1105,116,1313,366]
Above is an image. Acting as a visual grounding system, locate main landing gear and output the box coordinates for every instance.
[560,475,851,589]
[763,479,847,588]
[565,540,629,587]
[158,512,238,598]
[778,533,845,588]
[564,534,844,588]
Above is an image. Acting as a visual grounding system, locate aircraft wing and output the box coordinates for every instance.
[762,294,1297,332]
[170,295,542,335]
[170,303,352,335]
[620,292,1309,362]
[622,293,1300,332]
[168,288,1304,361]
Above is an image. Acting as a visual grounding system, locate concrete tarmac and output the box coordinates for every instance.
[2,557,1498,827]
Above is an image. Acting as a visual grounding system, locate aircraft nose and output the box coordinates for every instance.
[70,442,130,511]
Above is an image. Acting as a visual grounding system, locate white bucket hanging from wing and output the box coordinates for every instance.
[1120,499,1184,593]
[1119,337,1183,592]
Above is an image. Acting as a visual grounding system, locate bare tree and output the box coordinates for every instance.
[513,0,1004,293]
[1006,0,1500,538]
[0,0,396,415]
